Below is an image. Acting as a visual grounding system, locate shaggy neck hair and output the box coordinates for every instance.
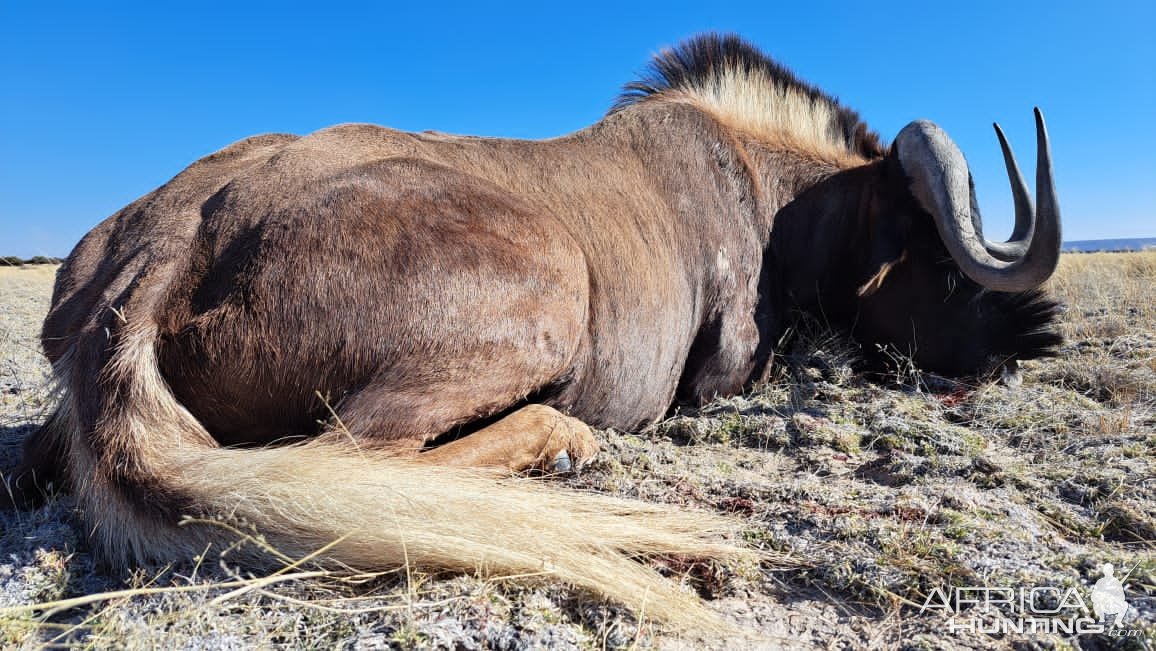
[615,33,883,162]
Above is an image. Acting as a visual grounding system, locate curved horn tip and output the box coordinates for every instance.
[992,122,1009,143]
[897,110,1060,292]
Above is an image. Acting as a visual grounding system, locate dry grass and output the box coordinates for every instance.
[1,254,1154,649]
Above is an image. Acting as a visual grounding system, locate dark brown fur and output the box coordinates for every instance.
[7,36,1060,617]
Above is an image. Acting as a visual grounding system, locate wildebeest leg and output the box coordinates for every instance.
[416,405,599,472]
[3,407,69,509]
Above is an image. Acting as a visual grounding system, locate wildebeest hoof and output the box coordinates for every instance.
[552,450,573,473]
[511,404,600,474]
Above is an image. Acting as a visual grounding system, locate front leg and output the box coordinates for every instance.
[417,405,600,473]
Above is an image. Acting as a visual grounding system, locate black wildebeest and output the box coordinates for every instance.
[5,34,1062,627]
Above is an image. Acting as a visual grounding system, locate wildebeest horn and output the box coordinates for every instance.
[895,109,1061,292]
[981,122,1033,260]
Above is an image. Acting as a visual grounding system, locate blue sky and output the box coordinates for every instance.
[1,1,1153,257]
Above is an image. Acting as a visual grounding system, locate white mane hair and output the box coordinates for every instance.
[614,33,883,162]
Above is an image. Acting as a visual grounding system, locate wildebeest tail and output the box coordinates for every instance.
[56,314,748,631]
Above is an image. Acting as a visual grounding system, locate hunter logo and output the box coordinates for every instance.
[1090,563,1129,627]
[919,563,1140,637]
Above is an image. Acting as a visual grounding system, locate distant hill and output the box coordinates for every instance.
[1063,237,1156,252]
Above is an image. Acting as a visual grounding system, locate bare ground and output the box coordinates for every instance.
[1,254,1153,650]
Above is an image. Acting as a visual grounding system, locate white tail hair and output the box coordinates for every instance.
[61,320,755,632]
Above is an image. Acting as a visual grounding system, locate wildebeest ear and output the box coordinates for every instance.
[858,220,907,297]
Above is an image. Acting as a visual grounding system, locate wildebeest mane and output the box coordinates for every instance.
[615,33,883,160]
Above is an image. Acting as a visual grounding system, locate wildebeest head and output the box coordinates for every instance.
[834,110,1064,379]
[622,34,1065,382]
